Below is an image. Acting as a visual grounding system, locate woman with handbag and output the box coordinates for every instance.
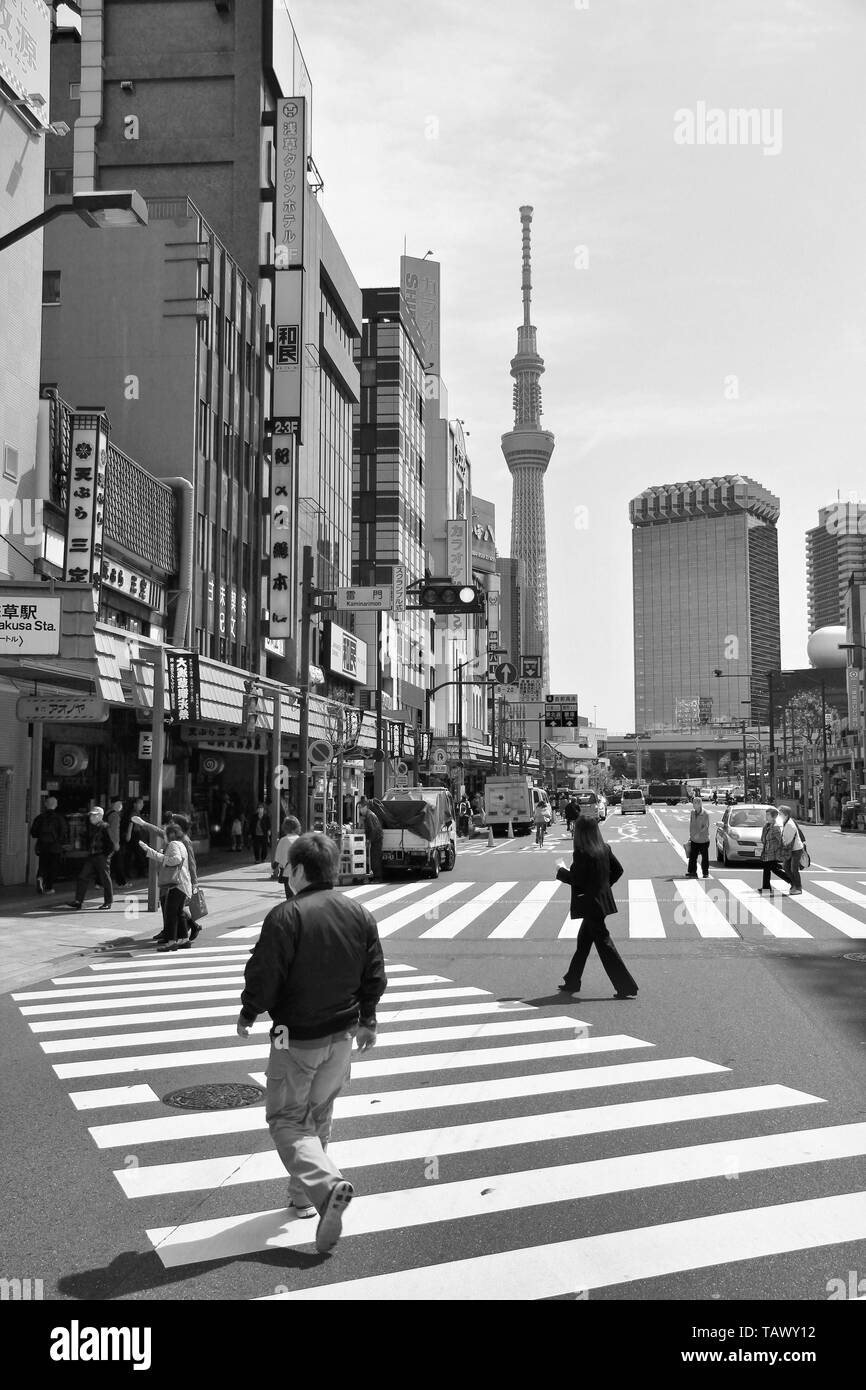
[140,823,193,951]
[777,805,805,895]
[555,817,638,999]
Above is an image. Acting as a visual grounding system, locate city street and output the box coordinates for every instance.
[2,807,865,1303]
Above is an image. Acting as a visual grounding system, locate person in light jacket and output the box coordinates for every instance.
[555,817,638,999]
[685,796,711,879]
[777,805,804,895]
[141,823,193,951]
[273,816,302,899]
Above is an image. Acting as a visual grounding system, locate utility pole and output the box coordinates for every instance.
[270,684,282,848]
[147,646,166,912]
[767,670,776,802]
[820,679,829,825]
[297,546,315,831]
[374,607,385,799]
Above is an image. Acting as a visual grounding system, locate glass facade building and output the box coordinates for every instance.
[631,476,781,729]
[806,504,866,637]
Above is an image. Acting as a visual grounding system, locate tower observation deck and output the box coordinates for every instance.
[501,205,554,696]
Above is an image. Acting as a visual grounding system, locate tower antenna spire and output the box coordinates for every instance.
[520,204,533,329]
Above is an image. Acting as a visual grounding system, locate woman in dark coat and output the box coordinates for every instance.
[555,816,638,999]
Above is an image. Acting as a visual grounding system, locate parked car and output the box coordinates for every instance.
[621,788,646,815]
[715,804,774,865]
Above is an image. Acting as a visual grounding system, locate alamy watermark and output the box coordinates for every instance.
[0,498,44,542]
[674,103,782,157]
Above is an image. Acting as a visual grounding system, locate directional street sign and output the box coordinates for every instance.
[494,661,518,686]
[337,586,392,611]
[520,656,542,681]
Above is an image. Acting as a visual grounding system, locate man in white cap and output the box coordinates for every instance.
[68,807,116,910]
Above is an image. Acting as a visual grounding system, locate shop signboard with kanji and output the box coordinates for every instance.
[0,595,60,654]
[166,653,202,723]
[17,695,108,723]
[274,96,305,268]
[64,413,107,586]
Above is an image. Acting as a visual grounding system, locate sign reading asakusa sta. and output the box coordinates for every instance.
[0,596,61,654]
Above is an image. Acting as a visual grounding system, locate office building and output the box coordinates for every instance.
[630,475,781,728]
[806,502,866,635]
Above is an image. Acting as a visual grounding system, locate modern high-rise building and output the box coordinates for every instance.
[501,206,553,700]
[630,475,781,728]
[806,503,866,636]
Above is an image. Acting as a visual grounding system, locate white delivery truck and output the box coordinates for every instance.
[377,787,457,878]
[483,777,551,837]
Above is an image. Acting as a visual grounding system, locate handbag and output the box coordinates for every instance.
[188,886,209,922]
[799,847,811,870]
[684,840,692,856]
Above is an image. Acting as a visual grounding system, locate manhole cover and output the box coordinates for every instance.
[162,1082,265,1111]
[844,953,866,963]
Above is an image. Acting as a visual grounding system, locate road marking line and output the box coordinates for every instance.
[649,808,689,863]
[18,989,246,1015]
[558,911,580,939]
[362,883,430,912]
[255,1190,866,1300]
[376,883,468,937]
[787,889,866,940]
[489,881,562,938]
[56,965,247,985]
[675,879,739,938]
[419,881,516,939]
[627,880,667,937]
[723,880,812,938]
[69,1084,159,1111]
[145,1123,866,1270]
[814,880,866,917]
[217,926,262,939]
[117,1084,822,1199]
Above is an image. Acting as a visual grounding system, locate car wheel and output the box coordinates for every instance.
[443,845,455,871]
[429,850,440,879]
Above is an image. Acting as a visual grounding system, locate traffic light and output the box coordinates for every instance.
[412,579,486,614]
[242,679,263,734]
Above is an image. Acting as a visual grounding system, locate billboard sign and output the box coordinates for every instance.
[446,518,468,586]
[64,413,107,587]
[272,269,303,437]
[326,621,367,685]
[0,0,51,130]
[274,96,305,268]
[400,255,440,374]
[336,586,392,611]
[166,652,202,723]
[17,695,107,723]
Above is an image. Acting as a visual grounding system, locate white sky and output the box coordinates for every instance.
[290,0,866,730]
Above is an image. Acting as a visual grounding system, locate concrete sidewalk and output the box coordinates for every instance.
[0,855,289,994]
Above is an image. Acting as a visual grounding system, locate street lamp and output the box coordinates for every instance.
[0,190,149,252]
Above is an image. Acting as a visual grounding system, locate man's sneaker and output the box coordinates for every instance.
[36,875,44,894]
[152,933,168,942]
[289,1197,317,1220]
[68,901,82,910]
[315,1180,354,1254]
[43,888,55,896]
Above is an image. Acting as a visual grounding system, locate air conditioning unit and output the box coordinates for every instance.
[54,744,89,776]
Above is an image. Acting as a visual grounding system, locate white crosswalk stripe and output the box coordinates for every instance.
[9,895,866,1300]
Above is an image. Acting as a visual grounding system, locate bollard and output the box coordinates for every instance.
[487,825,495,847]
[507,819,514,839]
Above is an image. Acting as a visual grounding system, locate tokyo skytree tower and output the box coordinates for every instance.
[501,205,555,695]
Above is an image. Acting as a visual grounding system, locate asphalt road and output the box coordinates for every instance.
[2,805,865,1312]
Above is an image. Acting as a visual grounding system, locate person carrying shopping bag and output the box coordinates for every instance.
[555,817,638,999]
[758,807,786,894]
[141,823,193,951]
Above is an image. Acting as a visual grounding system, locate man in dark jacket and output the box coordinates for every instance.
[237,832,386,1255]
[69,807,115,910]
[30,796,68,894]
[358,796,384,881]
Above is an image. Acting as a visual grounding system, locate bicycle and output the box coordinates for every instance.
[535,820,546,846]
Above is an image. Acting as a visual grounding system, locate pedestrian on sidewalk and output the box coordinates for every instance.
[358,797,384,881]
[140,823,193,951]
[230,812,244,852]
[68,808,115,910]
[685,795,711,879]
[106,800,127,886]
[555,817,638,999]
[236,832,386,1254]
[273,816,302,899]
[122,798,149,881]
[777,805,805,895]
[30,796,68,895]
[250,804,272,863]
[758,807,787,894]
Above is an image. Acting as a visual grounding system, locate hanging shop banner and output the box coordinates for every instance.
[64,413,108,586]
[166,652,202,723]
[274,96,305,269]
[272,269,303,439]
[268,435,294,637]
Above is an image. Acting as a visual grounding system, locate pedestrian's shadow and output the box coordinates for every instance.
[57,1244,328,1301]
[502,993,634,1007]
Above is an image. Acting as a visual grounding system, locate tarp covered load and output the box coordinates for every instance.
[373,795,448,842]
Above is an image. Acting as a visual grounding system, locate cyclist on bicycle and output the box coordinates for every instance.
[534,803,548,846]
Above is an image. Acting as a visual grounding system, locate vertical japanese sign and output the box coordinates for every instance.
[400,255,440,375]
[268,437,293,636]
[166,653,201,723]
[274,96,305,268]
[391,564,406,615]
[446,519,469,586]
[272,270,303,439]
[64,413,108,586]
[0,0,51,130]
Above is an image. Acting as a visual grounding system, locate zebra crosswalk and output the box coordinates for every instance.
[330,874,864,942]
[11,942,866,1299]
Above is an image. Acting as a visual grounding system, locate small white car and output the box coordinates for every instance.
[715,804,774,865]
